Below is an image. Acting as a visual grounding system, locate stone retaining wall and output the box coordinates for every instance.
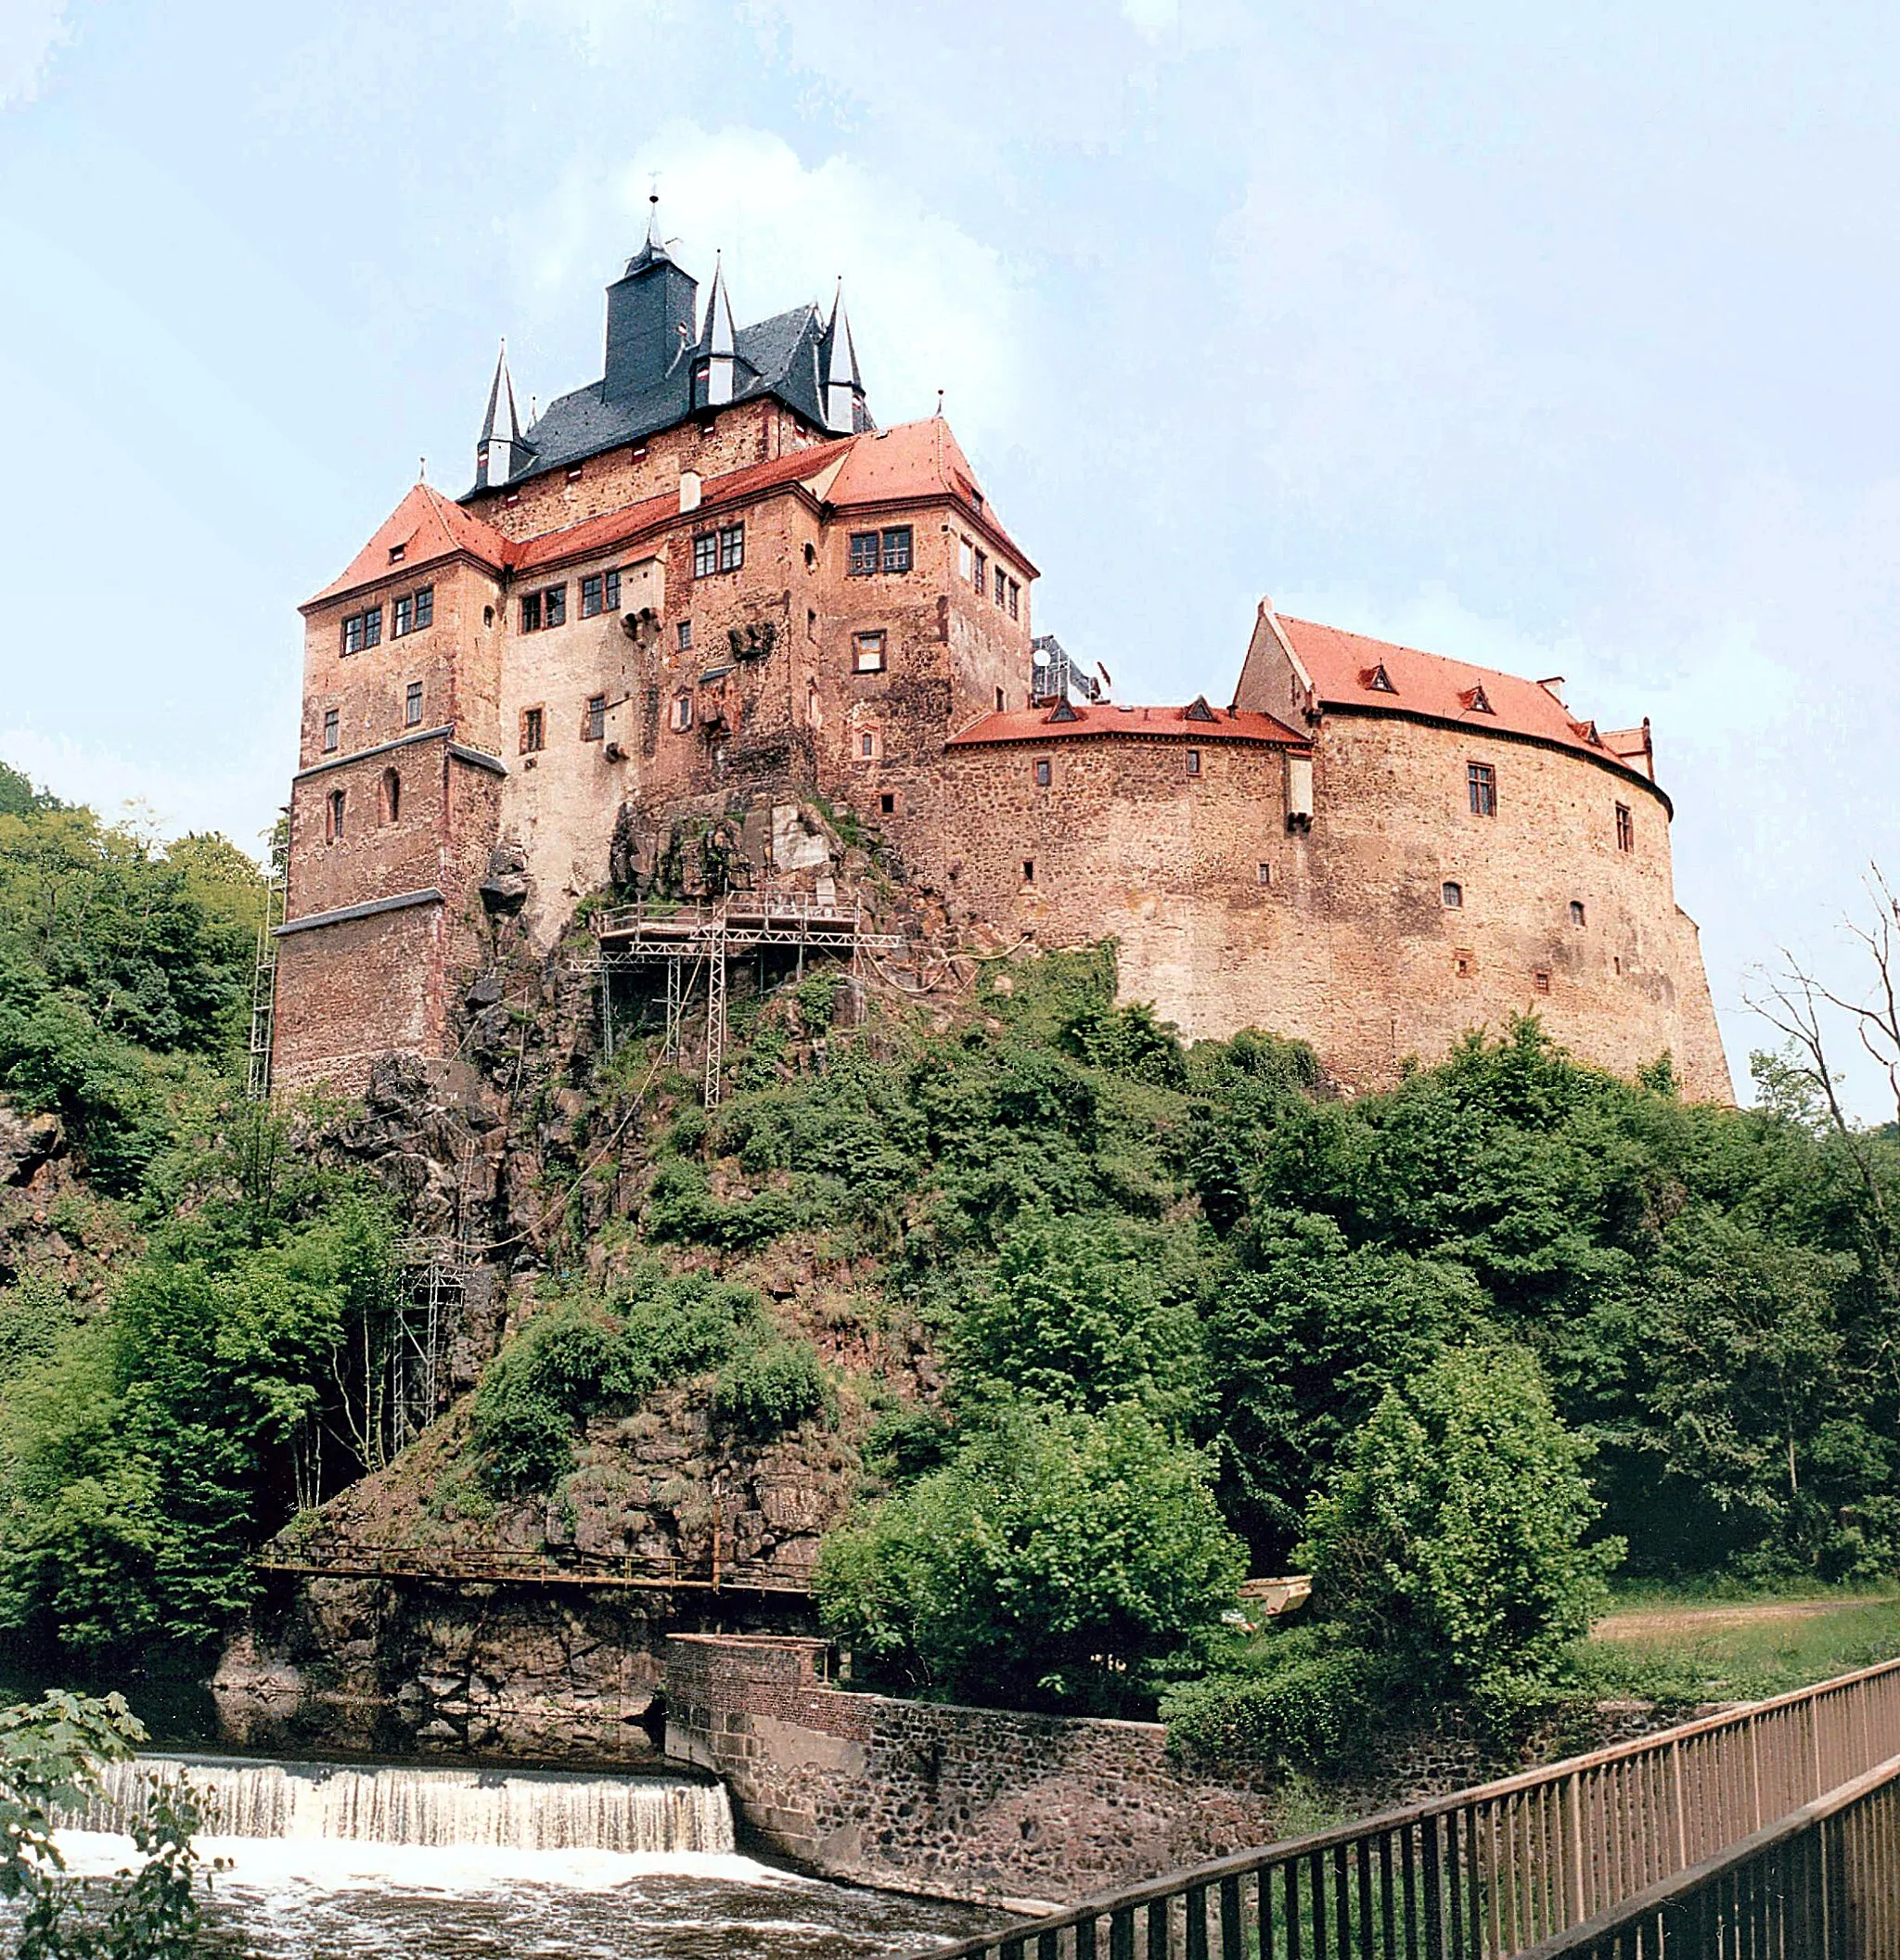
[661,1633,1285,1910]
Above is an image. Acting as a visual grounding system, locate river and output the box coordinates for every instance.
[45,1752,1006,1957]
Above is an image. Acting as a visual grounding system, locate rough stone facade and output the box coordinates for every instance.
[273,229,1731,1102]
[661,1633,1287,1910]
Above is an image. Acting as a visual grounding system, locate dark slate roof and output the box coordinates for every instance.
[485,301,850,493]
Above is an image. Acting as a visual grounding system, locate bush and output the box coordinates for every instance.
[1162,1625,1390,1769]
[815,1403,1245,1714]
[1303,1342,1621,1712]
[713,1337,830,1439]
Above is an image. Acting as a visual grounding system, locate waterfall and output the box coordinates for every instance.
[68,1755,735,1855]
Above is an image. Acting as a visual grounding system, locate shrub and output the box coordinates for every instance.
[1303,1342,1621,1713]
[713,1337,831,1439]
[1162,1625,1390,1769]
[815,1403,1245,1714]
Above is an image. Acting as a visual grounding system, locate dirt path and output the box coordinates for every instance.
[1595,1595,1900,1642]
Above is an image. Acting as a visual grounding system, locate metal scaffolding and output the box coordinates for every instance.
[582,886,907,1107]
[388,1236,467,1451]
[245,868,287,1101]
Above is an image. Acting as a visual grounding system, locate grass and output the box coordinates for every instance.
[1575,1585,1900,1707]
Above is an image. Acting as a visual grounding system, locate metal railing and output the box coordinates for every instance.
[915,1656,1900,1960]
[254,1543,816,1597]
[1517,1750,1900,1959]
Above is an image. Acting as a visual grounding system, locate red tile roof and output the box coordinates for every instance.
[306,484,510,608]
[311,418,1031,604]
[1276,615,1636,770]
[948,700,1307,748]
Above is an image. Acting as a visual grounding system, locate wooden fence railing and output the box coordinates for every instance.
[1517,1749,1900,1959]
[914,1654,1900,1960]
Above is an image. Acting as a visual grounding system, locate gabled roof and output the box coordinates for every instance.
[827,420,1037,570]
[305,484,509,609]
[1276,615,1643,772]
[948,702,1307,749]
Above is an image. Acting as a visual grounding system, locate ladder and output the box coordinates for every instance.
[246,866,287,1101]
[703,916,728,1106]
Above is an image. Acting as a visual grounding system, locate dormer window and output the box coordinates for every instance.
[1366,663,1396,693]
[1185,696,1217,723]
[1048,698,1079,724]
[1464,685,1495,714]
[388,543,405,565]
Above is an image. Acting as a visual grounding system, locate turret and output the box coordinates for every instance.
[694,252,738,408]
[603,195,700,404]
[820,283,865,434]
[475,341,527,489]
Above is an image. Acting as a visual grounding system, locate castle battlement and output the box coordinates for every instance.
[271,211,1730,1103]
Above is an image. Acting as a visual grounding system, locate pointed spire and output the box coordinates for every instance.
[695,252,738,405]
[624,190,675,275]
[822,280,864,433]
[476,340,528,491]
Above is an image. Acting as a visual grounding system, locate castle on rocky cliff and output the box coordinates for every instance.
[271,202,1731,1103]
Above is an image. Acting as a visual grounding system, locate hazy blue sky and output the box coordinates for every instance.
[3,0,1897,1108]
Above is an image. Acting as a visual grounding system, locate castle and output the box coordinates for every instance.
[272,204,1732,1103]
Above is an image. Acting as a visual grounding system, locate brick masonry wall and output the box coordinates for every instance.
[661,1634,1284,1910]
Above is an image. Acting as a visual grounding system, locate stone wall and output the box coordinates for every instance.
[661,1633,1285,1911]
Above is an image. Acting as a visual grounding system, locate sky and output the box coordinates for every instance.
[2,0,1898,1111]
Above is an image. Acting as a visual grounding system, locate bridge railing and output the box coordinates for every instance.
[1515,1749,1900,1960]
[916,1654,1900,1960]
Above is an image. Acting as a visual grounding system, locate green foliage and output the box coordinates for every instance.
[0,1688,216,1959]
[815,1403,1245,1715]
[953,1211,1208,1429]
[470,1271,814,1491]
[1303,1342,1621,1711]
[1161,1625,1391,1769]
[712,1336,831,1439]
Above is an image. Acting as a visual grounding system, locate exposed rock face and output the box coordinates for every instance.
[0,1102,62,1188]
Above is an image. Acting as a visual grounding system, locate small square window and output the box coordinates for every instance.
[505,492,520,507]
[544,584,566,628]
[567,465,583,483]
[581,573,604,618]
[584,695,607,741]
[879,792,896,815]
[1021,858,1035,883]
[1186,748,1201,776]
[1570,900,1586,928]
[604,570,620,611]
[1615,802,1635,852]
[1442,880,1463,908]
[414,587,433,628]
[1454,949,1475,977]
[718,522,745,573]
[521,707,545,753]
[1257,862,1272,886]
[322,708,340,753]
[388,543,405,564]
[1534,968,1552,995]
[881,526,913,572]
[1467,761,1496,817]
[404,681,423,726]
[1033,758,1051,788]
[677,619,694,651]
[854,632,887,674]
[392,595,414,637]
[520,592,543,633]
[670,693,693,732]
[693,532,718,579]
[850,532,880,576]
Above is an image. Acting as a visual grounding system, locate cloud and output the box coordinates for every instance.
[1,0,71,107]
[505,123,1028,467]
[1122,0,1178,40]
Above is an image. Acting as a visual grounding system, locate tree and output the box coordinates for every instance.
[0,1688,214,1959]
[1303,1343,1620,1713]
[815,1403,1245,1715]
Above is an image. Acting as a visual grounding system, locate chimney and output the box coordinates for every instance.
[1536,676,1567,704]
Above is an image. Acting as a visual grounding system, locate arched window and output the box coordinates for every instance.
[1442,880,1463,909]
[326,788,345,843]
[381,769,401,823]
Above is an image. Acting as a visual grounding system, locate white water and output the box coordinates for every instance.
[67,1753,735,1854]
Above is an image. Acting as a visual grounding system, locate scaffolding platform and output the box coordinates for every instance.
[580,887,909,1105]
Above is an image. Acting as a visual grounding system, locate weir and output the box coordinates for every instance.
[68,1754,734,1856]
